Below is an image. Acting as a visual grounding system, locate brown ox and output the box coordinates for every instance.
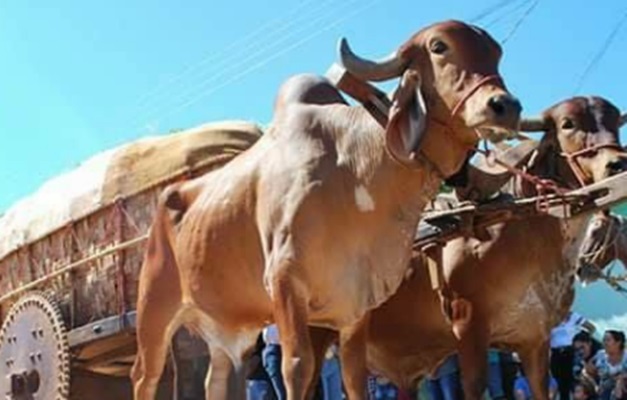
[131,20,521,400]
[353,97,627,400]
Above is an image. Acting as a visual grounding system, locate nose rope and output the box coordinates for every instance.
[561,143,625,187]
[416,74,506,178]
[450,75,503,120]
[578,215,627,296]
[476,139,625,212]
[475,145,571,212]
[429,74,505,149]
[580,216,619,266]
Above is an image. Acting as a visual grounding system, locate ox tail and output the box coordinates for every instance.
[137,183,187,306]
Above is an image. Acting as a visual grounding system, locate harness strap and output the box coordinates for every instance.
[450,75,503,119]
[411,74,505,177]
[562,143,625,186]
[422,243,456,322]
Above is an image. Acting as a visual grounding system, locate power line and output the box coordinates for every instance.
[140,0,383,130]
[127,0,324,116]
[573,9,627,94]
[129,0,364,130]
[501,0,539,44]
[470,0,520,24]
[483,0,531,29]
[125,0,357,129]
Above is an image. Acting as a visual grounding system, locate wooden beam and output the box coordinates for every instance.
[68,311,136,348]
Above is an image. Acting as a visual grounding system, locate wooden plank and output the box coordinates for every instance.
[325,63,390,127]
[68,311,136,348]
[562,170,627,211]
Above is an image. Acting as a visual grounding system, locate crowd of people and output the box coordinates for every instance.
[244,311,627,400]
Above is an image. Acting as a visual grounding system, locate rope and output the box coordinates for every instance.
[475,146,569,196]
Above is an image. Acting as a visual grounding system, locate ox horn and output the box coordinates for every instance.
[519,117,547,132]
[621,113,627,127]
[338,38,408,82]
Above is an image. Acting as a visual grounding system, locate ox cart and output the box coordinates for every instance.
[3,69,627,400]
[0,122,261,399]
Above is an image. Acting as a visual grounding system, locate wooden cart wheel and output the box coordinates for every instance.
[0,292,70,400]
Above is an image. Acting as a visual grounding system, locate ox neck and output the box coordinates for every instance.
[417,117,476,179]
[338,106,444,216]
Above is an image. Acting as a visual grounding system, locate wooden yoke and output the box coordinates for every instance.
[325,63,391,128]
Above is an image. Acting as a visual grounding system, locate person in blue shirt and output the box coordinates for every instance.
[426,354,463,400]
[262,325,285,400]
[513,355,558,400]
[320,345,343,400]
[247,334,275,400]
[488,349,508,400]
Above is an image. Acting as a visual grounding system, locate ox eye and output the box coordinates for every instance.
[430,40,448,54]
[561,119,575,130]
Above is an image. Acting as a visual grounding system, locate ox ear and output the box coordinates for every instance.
[385,69,427,165]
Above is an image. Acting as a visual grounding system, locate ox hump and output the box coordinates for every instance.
[354,185,375,212]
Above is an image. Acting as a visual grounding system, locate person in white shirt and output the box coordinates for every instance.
[550,311,596,400]
[261,324,285,400]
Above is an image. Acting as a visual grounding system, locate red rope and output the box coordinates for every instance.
[561,143,625,186]
[450,75,503,119]
[475,146,572,213]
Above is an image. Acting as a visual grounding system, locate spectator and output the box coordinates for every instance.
[586,330,627,400]
[426,354,463,400]
[551,311,596,400]
[573,380,598,400]
[574,332,603,381]
[247,334,275,400]
[616,375,627,400]
[513,358,558,400]
[488,349,507,400]
[262,324,286,400]
[501,352,520,400]
[369,375,399,400]
[320,344,343,400]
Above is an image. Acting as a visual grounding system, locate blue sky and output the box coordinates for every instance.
[1,0,627,320]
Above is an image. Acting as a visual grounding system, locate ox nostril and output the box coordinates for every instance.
[606,159,627,176]
[488,96,505,116]
[488,95,521,117]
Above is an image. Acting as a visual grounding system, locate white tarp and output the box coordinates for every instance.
[0,120,261,261]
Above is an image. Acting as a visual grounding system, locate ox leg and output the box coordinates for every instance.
[454,300,489,400]
[271,275,315,400]
[307,326,338,400]
[339,314,370,400]
[204,331,259,400]
[204,345,240,400]
[131,304,179,399]
[518,342,550,400]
